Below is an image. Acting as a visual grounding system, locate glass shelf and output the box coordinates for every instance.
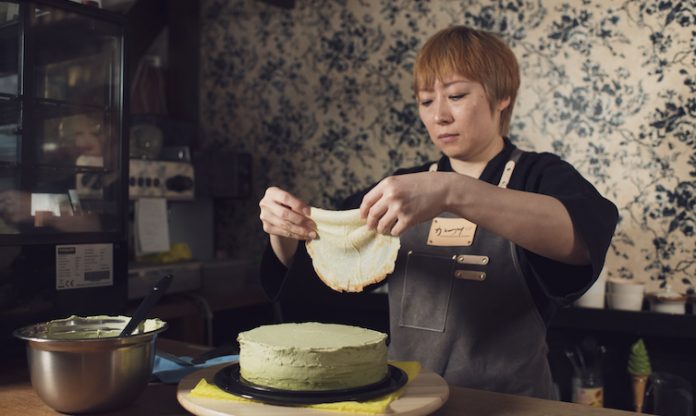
[0,0,126,239]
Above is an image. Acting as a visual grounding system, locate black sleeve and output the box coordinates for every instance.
[259,241,288,302]
[518,153,619,306]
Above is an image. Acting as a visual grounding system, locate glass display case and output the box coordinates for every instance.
[0,0,126,243]
[0,0,128,356]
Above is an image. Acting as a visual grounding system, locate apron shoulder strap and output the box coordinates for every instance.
[428,148,523,188]
[497,148,523,189]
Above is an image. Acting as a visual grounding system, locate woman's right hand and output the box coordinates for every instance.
[259,187,316,241]
[259,187,316,267]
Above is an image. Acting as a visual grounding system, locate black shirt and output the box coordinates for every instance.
[261,138,619,325]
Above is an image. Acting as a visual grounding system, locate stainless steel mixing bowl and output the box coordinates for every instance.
[14,315,167,414]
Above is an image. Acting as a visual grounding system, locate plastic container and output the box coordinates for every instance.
[573,368,604,407]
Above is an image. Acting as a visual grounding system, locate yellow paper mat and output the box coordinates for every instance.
[189,361,421,414]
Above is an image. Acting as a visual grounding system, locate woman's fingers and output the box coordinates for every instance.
[260,214,315,240]
[390,217,407,236]
[265,186,311,216]
[361,178,402,234]
[263,221,315,240]
[359,185,383,220]
[259,187,316,240]
[262,198,309,227]
[365,199,389,230]
[259,206,315,238]
[360,176,421,236]
[365,198,402,236]
[376,209,399,235]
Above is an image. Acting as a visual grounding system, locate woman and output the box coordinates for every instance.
[258,26,618,399]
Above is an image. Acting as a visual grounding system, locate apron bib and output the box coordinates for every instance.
[388,149,557,399]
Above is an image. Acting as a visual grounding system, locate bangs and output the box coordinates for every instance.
[413,29,484,93]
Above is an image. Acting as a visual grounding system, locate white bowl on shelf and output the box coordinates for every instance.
[647,292,687,315]
[575,270,607,309]
[607,292,644,311]
[651,300,686,314]
[606,278,645,295]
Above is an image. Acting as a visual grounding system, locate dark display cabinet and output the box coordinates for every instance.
[0,0,128,355]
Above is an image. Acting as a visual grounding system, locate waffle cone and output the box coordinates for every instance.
[632,374,648,413]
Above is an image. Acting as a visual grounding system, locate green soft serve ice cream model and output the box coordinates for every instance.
[628,338,652,413]
[628,338,652,376]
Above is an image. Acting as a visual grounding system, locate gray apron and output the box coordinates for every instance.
[387,149,557,399]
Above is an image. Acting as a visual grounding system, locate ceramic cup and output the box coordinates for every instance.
[607,292,644,311]
[647,292,687,315]
[606,278,644,311]
[575,270,607,309]
[606,278,645,295]
[651,299,686,314]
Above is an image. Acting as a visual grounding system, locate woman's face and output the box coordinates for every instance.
[74,131,101,156]
[62,115,103,157]
[417,75,508,163]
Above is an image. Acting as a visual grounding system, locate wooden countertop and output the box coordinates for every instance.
[0,338,637,416]
[438,388,637,416]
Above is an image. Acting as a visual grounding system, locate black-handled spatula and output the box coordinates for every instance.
[120,274,173,337]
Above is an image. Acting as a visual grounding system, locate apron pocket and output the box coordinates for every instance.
[399,251,454,332]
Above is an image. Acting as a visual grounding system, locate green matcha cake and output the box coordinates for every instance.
[237,322,388,391]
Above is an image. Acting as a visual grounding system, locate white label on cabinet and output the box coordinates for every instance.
[56,244,113,290]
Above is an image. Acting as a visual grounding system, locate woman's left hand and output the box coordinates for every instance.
[359,172,450,236]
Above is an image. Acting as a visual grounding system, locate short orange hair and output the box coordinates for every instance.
[414,26,520,136]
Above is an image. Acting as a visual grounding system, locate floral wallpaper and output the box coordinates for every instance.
[199,0,695,294]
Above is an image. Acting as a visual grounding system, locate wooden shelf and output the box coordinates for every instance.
[551,306,696,340]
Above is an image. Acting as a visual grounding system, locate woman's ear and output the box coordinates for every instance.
[497,97,511,112]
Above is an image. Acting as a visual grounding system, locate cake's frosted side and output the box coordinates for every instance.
[238,322,388,391]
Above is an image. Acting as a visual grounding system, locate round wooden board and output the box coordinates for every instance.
[177,363,449,416]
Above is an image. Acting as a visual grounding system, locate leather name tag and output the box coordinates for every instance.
[427,217,477,246]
